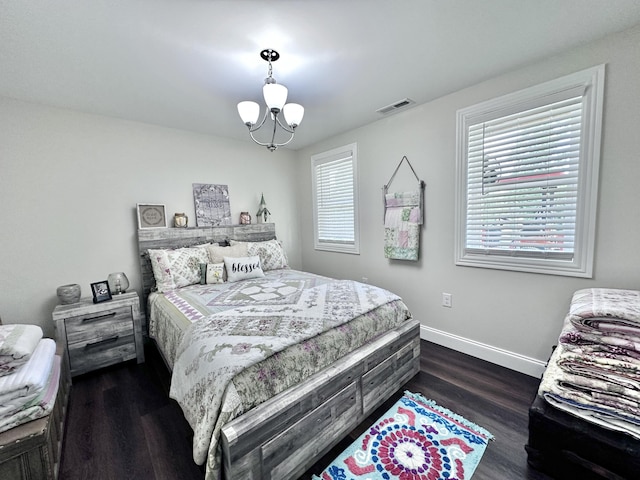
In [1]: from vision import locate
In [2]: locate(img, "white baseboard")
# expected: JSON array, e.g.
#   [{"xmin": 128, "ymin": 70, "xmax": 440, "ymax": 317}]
[{"xmin": 420, "ymin": 324, "xmax": 547, "ymax": 378}]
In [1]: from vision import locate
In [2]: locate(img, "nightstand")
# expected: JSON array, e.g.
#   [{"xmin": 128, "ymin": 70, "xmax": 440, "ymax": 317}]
[{"xmin": 52, "ymin": 291, "xmax": 145, "ymax": 377}]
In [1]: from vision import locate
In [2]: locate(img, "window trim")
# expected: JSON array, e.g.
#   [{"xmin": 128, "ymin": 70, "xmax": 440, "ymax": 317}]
[
  {"xmin": 454, "ymin": 65, "xmax": 605, "ymax": 277},
  {"xmin": 311, "ymin": 143, "xmax": 360, "ymax": 254}
]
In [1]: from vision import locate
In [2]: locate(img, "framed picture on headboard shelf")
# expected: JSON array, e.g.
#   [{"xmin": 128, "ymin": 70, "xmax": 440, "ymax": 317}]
[{"xmin": 137, "ymin": 203, "xmax": 167, "ymax": 229}]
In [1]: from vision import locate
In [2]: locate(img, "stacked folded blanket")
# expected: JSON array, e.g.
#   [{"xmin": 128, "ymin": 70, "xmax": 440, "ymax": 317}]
[
  {"xmin": 0, "ymin": 324, "xmax": 43, "ymax": 376},
  {"xmin": 539, "ymin": 288, "xmax": 640, "ymax": 439},
  {"xmin": 0, "ymin": 335, "xmax": 59, "ymax": 434}
]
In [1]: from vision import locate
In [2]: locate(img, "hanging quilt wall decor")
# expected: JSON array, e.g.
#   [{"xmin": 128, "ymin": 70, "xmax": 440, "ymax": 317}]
[{"xmin": 383, "ymin": 156, "xmax": 425, "ymax": 261}]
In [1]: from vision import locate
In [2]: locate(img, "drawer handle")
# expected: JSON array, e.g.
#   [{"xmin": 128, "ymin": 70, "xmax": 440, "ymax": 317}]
[
  {"xmin": 82, "ymin": 312, "xmax": 117, "ymax": 323},
  {"xmin": 85, "ymin": 335, "xmax": 119, "ymax": 350}
]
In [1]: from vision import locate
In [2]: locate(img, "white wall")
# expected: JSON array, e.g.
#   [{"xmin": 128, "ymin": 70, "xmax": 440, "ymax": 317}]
[
  {"xmin": 0, "ymin": 98, "xmax": 300, "ymax": 337},
  {"xmin": 295, "ymin": 25, "xmax": 640, "ymax": 376},
  {"xmin": 2, "ymin": 25, "xmax": 639, "ymax": 375}
]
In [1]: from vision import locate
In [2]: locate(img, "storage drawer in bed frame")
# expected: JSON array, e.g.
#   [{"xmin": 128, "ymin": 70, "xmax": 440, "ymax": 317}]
[{"xmin": 221, "ymin": 319, "xmax": 421, "ymax": 480}]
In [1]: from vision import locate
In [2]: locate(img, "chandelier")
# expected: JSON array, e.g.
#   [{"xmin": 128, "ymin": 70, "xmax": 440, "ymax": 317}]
[{"xmin": 237, "ymin": 49, "xmax": 304, "ymax": 152}]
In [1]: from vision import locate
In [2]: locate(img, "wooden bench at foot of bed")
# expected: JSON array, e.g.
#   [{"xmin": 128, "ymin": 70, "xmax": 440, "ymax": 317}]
[
  {"xmin": 0, "ymin": 343, "xmax": 71, "ymax": 480},
  {"xmin": 221, "ymin": 318, "xmax": 421, "ymax": 480},
  {"xmin": 527, "ymin": 394, "xmax": 640, "ymax": 479}
]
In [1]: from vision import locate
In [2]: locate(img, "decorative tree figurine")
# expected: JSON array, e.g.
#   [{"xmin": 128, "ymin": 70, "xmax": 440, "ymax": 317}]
[{"xmin": 256, "ymin": 193, "xmax": 271, "ymax": 223}]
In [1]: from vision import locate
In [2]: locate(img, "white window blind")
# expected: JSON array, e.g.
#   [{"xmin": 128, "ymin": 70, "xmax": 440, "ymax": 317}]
[
  {"xmin": 465, "ymin": 95, "xmax": 582, "ymax": 259},
  {"xmin": 455, "ymin": 65, "xmax": 604, "ymax": 277},
  {"xmin": 312, "ymin": 143, "xmax": 359, "ymax": 254}
]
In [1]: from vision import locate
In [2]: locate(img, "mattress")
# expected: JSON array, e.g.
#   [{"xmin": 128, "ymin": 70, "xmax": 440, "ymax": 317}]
[{"xmin": 147, "ymin": 268, "xmax": 413, "ymax": 478}]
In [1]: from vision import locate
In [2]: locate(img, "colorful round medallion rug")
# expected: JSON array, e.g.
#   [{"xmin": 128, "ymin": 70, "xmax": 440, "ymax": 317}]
[{"xmin": 313, "ymin": 391, "xmax": 493, "ymax": 480}]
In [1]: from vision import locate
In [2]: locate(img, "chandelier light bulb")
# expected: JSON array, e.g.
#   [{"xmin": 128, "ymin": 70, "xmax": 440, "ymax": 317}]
[
  {"xmin": 263, "ymin": 83, "xmax": 288, "ymax": 112},
  {"xmin": 283, "ymin": 103, "xmax": 304, "ymax": 127},
  {"xmin": 237, "ymin": 101, "xmax": 260, "ymax": 125}
]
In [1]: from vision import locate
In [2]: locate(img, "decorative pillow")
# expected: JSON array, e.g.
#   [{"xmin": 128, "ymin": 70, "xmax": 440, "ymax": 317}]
[
  {"xmin": 148, "ymin": 247, "xmax": 210, "ymax": 292},
  {"xmin": 223, "ymin": 255, "xmax": 265, "ymax": 282},
  {"xmin": 229, "ymin": 239, "xmax": 288, "ymax": 271},
  {"xmin": 199, "ymin": 263, "xmax": 225, "ymax": 284},
  {"xmin": 206, "ymin": 243, "xmax": 248, "ymax": 264}
]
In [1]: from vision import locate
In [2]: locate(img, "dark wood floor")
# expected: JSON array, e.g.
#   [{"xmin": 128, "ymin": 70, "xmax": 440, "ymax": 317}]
[{"xmin": 59, "ymin": 340, "xmax": 552, "ymax": 480}]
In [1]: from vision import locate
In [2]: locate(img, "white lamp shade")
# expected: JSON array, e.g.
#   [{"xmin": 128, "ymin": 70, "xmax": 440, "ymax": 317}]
[
  {"xmin": 238, "ymin": 101, "xmax": 260, "ymax": 125},
  {"xmin": 263, "ymin": 83, "xmax": 288, "ymax": 111},
  {"xmin": 283, "ymin": 103, "xmax": 304, "ymax": 127}
]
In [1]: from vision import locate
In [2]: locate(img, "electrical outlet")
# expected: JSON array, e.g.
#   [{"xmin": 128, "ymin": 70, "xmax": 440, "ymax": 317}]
[{"xmin": 442, "ymin": 293, "xmax": 452, "ymax": 308}]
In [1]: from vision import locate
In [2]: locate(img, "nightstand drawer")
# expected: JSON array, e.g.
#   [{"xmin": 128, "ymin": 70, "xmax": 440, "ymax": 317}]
[
  {"xmin": 68, "ymin": 333, "xmax": 136, "ymax": 376},
  {"xmin": 64, "ymin": 305, "xmax": 133, "ymax": 346}
]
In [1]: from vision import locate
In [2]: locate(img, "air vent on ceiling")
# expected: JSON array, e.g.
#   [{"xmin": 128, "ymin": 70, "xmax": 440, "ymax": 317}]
[{"xmin": 376, "ymin": 98, "xmax": 416, "ymax": 115}]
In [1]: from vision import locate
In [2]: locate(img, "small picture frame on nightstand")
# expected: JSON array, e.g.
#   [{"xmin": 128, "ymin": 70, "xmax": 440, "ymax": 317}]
[{"xmin": 90, "ymin": 281, "xmax": 112, "ymax": 303}]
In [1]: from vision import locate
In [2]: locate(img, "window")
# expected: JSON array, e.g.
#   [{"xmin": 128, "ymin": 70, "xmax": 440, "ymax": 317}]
[
  {"xmin": 455, "ymin": 65, "xmax": 604, "ymax": 277},
  {"xmin": 311, "ymin": 143, "xmax": 359, "ymax": 254}
]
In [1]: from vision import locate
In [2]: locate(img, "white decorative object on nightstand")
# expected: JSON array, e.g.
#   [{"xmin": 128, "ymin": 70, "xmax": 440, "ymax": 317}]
[{"xmin": 52, "ymin": 291, "xmax": 144, "ymax": 377}]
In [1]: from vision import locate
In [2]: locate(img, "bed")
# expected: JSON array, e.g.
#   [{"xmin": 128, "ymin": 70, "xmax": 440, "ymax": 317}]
[{"xmin": 137, "ymin": 224, "xmax": 420, "ymax": 480}]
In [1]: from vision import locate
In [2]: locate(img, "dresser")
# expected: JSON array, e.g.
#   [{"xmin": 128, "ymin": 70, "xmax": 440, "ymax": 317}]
[{"xmin": 52, "ymin": 292, "xmax": 144, "ymax": 377}]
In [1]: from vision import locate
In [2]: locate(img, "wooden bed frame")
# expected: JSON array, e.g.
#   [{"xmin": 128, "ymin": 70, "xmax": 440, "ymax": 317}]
[{"xmin": 137, "ymin": 224, "xmax": 421, "ymax": 480}]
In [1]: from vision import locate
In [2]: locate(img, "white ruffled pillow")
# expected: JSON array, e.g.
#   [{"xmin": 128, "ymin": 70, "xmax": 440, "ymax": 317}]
[
  {"xmin": 148, "ymin": 247, "xmax": 210, "ymax": 292},
  {"xmin": 223, "ymin": 256, "xmax": 265, "ymax": 282}
]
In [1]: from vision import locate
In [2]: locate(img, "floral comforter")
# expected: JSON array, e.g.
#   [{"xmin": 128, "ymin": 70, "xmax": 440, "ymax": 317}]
[{"xmin": 151, "ymin": 269, "xmax": 412, "ymax": 479}]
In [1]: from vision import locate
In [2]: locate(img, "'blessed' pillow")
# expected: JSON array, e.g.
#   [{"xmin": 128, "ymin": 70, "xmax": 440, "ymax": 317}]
[{"xmin": 223, "ymin": 255, "xmax": 265, "ymax": 282}]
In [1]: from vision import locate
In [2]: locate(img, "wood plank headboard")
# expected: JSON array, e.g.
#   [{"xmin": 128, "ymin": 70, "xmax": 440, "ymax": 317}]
[{"xmin": 137, "ymin": 223, "xmax": 276, "ymax": 326}]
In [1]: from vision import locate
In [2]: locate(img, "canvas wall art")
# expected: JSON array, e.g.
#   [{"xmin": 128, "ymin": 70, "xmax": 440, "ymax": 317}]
[{"xmin": 193, "ymin": 183, "xmax": 232, "ymax": 226}]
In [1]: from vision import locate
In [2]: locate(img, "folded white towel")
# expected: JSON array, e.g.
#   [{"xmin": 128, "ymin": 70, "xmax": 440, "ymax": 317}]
[
  {"xmin": 0, "ymin": 338, "xmax": 56, "ymax": 407},
  {"xmin": 0, "ymin": 324, "xmax": 43, "ymax": 376},
  {"xmin": 0, "ymin": 355, "xmax": 61, "ymax": 434}
]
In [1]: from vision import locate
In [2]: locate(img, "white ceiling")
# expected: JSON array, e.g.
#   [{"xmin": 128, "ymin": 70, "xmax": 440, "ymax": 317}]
[{"xmin": 2, "ymin": 0, "xmax": 640, "ymax": 150}]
